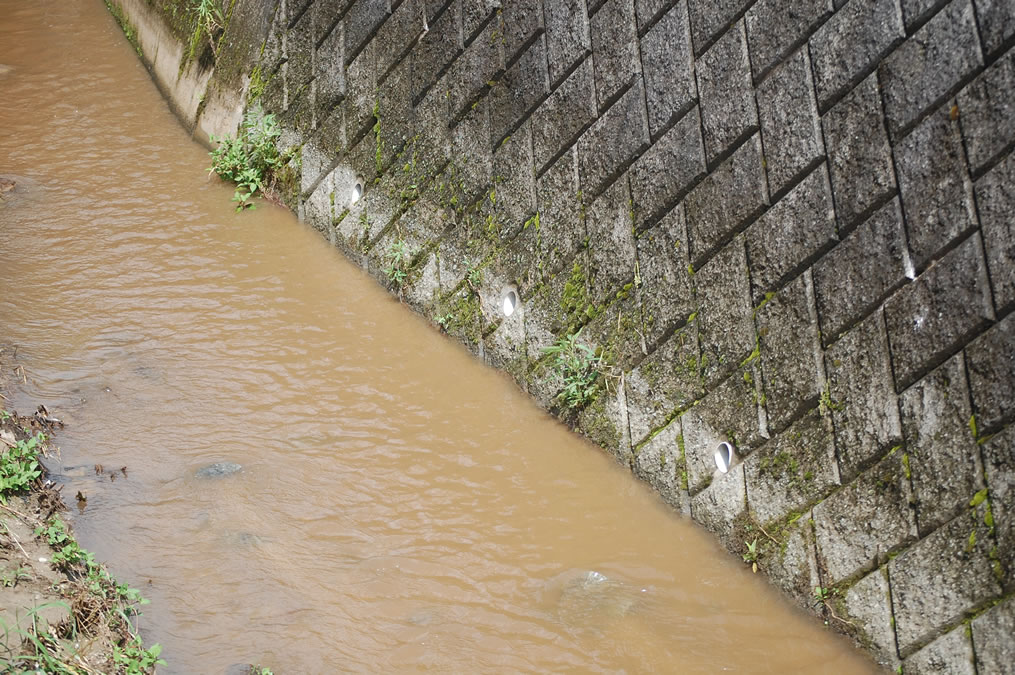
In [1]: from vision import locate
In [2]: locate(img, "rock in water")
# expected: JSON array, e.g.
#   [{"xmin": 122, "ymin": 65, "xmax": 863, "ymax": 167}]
[{"xmin": 195, "ymin": 461, "xmax": 242, "ymax": 478}]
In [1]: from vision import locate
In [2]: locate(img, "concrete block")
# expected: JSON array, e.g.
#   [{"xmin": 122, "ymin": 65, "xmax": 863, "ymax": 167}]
[
  {"xmin": 530, "ymin": 59, "xmax": 596, "ymax": 176},
  {"xmin": 695, "ymin": 20, "xmax": 758, "ymax": 165},
  {"xmin": 686, "ymin": 0, "xmax": 752, "ymax": 55},
  {"xmin": 535, "ymin": 149, "xmax": 584, "ymax": 278},
  {"xmin": 316, "ymin": 17, "xmax": 345, "ymax": 112},
  {"xmin": 974, "ymin": 0, "xmax": 1015, "ymax": 59},
  {"xmin": 822, "ymin": 73, "xmax": 897, "ymax": 232},
  {"xmin": 584, "ymin": 290, "xmax": 647, "ymax": 371},
  {"xmin": 895, "ymin": 103, "xmax": 977, "ymax": 271},
  {"xmin": 761, "ymin": 512, "xmax": 822, "ymax": 611},
  {"xmin": 981, "ymin": 425, "xmax": 1015, "ymax": 589},
  {"xmin": 448, "ymin": 19, "xmax": 504, "ymax": 121},
  {"xmin": 695, "ymin": 237, "xmax": 755, "ymax": 387},
  {"xmin": 633, "ymin": 419, "xmax": 692, "ymax": 513},
  {"xmin": 882, "ymin": 0, "xmax": 983, "ymax": 138},
  {"xmin": 377, "ymin": 56, "xmax": 414, "ymax": 170},
  {"xmin": 590, "ymin": 0, "xmax": 639, "ymax": 109},
  {"xmin": 585, "ymin": 177, "xmax": 637, "ymax": 302},
  {"xmin": 902, "ymin": 625, "xmax": 976, "ymax": 674},
  {"xmin": 636, "ymin": 204, "xmax": 696, "ymax": 351},
  {"xmin": 634, "ymin": 0, "xmax": 670, "ymax": 33},
  {"xmin": 314, "ymin": 1, "xmax": 352, "ymax": 45},
  {"xmin": 345, "ymin": 0, "xmax": 390, "ymax": 65},
  {"xmin": 745, "ymin": 409, "xmax": 839, "ymax": 526},
  {"xmin": 491, "ymin": 122, "xmax": 537, "ymax": 234},
  {"xmin": 413, "ymin": 75, "xmax": 451, "ymax": 178},
  {"xmin": 577, "ymin": 81, "xmax": 650, "ymax": 199},
  {"xmin": 834, "ymin": 569, "xmax": 901, "ymax": 670},
  {"xmin": 544, "ymin": 0, "xmax": 591, "ymax": 86},
  {"xmin": 626, "ymin": 321, "xmax": 703, "ymax": 445},
  {"xmin": 756, "ymin": 273, "xmax": 824, "ymax": 433},
  {"xmin": 449, "ymin": 101, "xmax": 494, "ymax": 207},
  {"xmin": 899, "ymin": 0, "xmax": 949, "ymax": 29},
  {"xmin": 461, "ymin": 0, "xmax": 499, "ymax": 44},
  {"xmin": 685, "ymin": 133, "xmax": 768, "ymax": 268},
  {"xmin": 681, "ymin": 363, "xmax": 765, "ymax": 494},
  {"xmin": 578, "ymin": 386, "xmax": 635, "ymax": 467},
  {"xmin": 286, "ymin": 8, "xmax": 314, "ymax": 92},
  {"xmin": 344, "ymin": 40, "xmax": 377, "ymax": 144},
  {"xmin": 813, "ymin": 198, "xmax": 909, "ymax": 345},
  {"xmin": 957, "ymin": 49, "xmax": 1015, "ymax": 173},
  {"xmin": 690, "ymin": 463, "xmax": 747, "ymax": 550},
  {"xmin": 500, "ymin": 0, "xmax": 544, "ymax": 60},
  {"xmin": 813, "ymin": 452, "xmax": 917, "ymax": 584},
  {"xmin": 488, "ymin": 36, "xmax": 550, "ymax": 147},
  {"xmin": 825, "ymin": 311, "xmax": 902, "ymax": 482},
  {"xmin": 889, "ymin": 503, "xmax": 1002, "ymax": 655},
  {"xmin": 746, "ymin": 0, "xmax": 833, "ymax": 81},
  {"xmin": 746, "ymin": 164, "xmax": 836, "ymax": 302},
  {"xmin": 885, "ymin": 233, "xmax": 994, "ymax": 390},
  {"xmin": 410, "ymin": 1, "xmax": 461, "ymax": 103},
  {"xmin": 640, "ymin": 1, "xmax": 696, "ymax": 138},
  {"xmin": 756, "ymin": 47, "xmax": 825, "ymax": 198},
  {"xmin": 375, "ymin": 0, "xmax": 425, "ymax": 79},
  {"xmin": 629, "ymin": 107, "xmax": 706, "ymax": 231},
  {"xmin": 972, "ymin": 595, "xmax": 1015, "ymax": 673},
  {"xmin": 900, "ymin": 355, "xmax": 985, "ymax": 535},
  {"xmin": 809, "ymin": 0, "xmax": 905, "ymax": 110},
  {"xmin": 976, "ymin": 151, "xmax": 1015, "ymax": 313},
  {"xmin": 966, "ymin": 312, "xmax": 1015, "ymax": 434}
]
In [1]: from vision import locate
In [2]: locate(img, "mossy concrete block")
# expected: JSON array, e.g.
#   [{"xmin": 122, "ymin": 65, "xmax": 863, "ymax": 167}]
[
  {"xmin": 746, "ymin": 164, "xmax": 836, "ymax": 303},
  {"xmin": 756, "ymin": 273, "xmax": 823, "ymax": 433},
  {"xmin": 639, "ymin": 1, "xmax": 696, "ymax": 138},
  {"xmin": 585, "ymin": 177, "xmax": 636, "ymax": 303},
  {"xmin": 966, "ymin": 313, "xmax": 1015, "ymax": 435},
  {"xmin": 633, "ymin": 419, "xmax": 691, "ymax": 513},
  {"xmin": 543, "ymin": 0, "xmax": 591, "ymax": 86},
  {"xmin": 880, "ymin": 0, "xmax": 982, "ymax": 139},
  {"xmin": 885, "ymin": 233, "xmax": 994, "ymax": 391},
  {"xmin": 629, "ymin": 106, "xmax": 706, "ymax": 231},
  {"xmin": 626, "ymin": 321, "xmax": 702, "ymax": 445},
  {"xmin": 481, "ymin": 295, "xmax": 528, "ymax": 386},
  {"xmin": 813, "ymin": 452, "xmax": 917, "ymax": 584},
  {"xmin": 577, "ymin": 81, "xmax": 650, "ymax": 200},
  {"xmin": 976, "ymin": 151, "xmax": 1015, "ymax": 313},
  {"xmin": 822, "ymin": 73, "xmax": 897, "ymax": 232},
  {"xmin": 695, "ymin": 20, "xmax": 757, "ymax": 165},
  {"xmin": 530, "ymin": 59, "xmax": 596, "ymax": 175},
  {"xmin": 755, "ymin": 47, "xmax": 825, "ymax": 199},
  {"xmin": 745, "ymin": 409, "xmax": 839, "ymax": 526},
  {"xmin": 686, "ymin": 0, "xmax": 752, "ymax": 55},
  {"xmin": 491, "ymin": 122, "xmax": 537, "ymax": 236},
  {"xmin": 685, "ymin": 132, "xmax": 767, "ymax": 268},
  {"xmin": 377, "ymin": 56, "xmax": 415, "ymax": 171},
  {"xmin": 488, "ymin": 36, "xmax": 550, "ymax": 148},
  {"xmin": 636, "ymin": 204, "xmax": 695, "ymax": 351},
  {"xmin": 449, "ymin": 101, "xmax": 494, "ymax": 207},
  {"xmin": 956, "ymin": 49, "xmax": 1015, "ymax": 173},
  {"xmin": 690, "ymin": 462, "xmax": 747, "ymax": 549},
  {"xmin": 413, "ymin": 74, "xmax": 451, "ymax": 178},
  {"xmin": 902, "ymin": 624, "xmax": 976, "ymax": 674},
  {"xmin": 813, "ymin": 198, "xmax": 908, "ymax": 345},
  {"xmin": 980, "ymin": 425, "xmax": 1015, "ymax": 589},
  {"xmin": 374, "ymin": 0, "xmax": 425, "ymax": 79},
  {"xmin": 900, "ymin": 354, "xmax": 985, "ymax": 535},
  {"xmin": 974, "ymin": 0, "xmax": 1015, "ymax": 58},
  {"xmin": 314, "ymin": 1, "xmax": 351, "ymax": 45},
  {"xmin": 745, "ymin": 0, "xmax": 832, "ymax": 82},
  {"xmin": 971, "ymin": 595, "xmax": 1015, "ymax": 673},
  {"xmin": 761, "ymin": 511, "xmax": 822, "ymax": 611},
  {"xmin": 585, "ymin": 290, "xmax": 646, "ymax": 371},
  {"xmin": 448, "ymin": 19, "xmax": 504, "ymax": 122},
  {"xmin": 344, "ymin": 40, "xmax": 377, "ymax": 143},
  {"xmin": 409, "ymin": 1, "xmax": 461, "ymax": 103},
  {"xmin": 694, "ymin": 237, "xmax": 754, "ymax": 387},
  {"xmin": 824, "ymin": 311, "xmax": 902, "ymax": 482},
  {"xmin": 286, "ymin": 8, "xmax": 315, "ymax": 92},
  {"xmin": 590, "ymin": 0, "xmax": 639, "ymax": 110},
  {"xmin": 889, "ymin": 503, "xmax": 1002, "ymax": 656},
  {"xmin": 579, "ymin": 387, "xmax": 634, "ymax": 468},
  {"xmin": 403, "ymin": 252, "xmax": 441, "ymax": 316},
  {"xmin": 535, "ymin": 149, "xmax": 584, "ymax": 279},
  {"xmin": 681, "ymin": 363, "xmax": 764, "ymax": 494},
  {"xmin": 835, "ymin": 568, "xmax": 901, "ymax": 670},
  {"xmin": 808, "ymin": 0, "xmax": 904, "ymax": 110},
  {"xmin": 894, "ymin": 103, "xmax": 977, "ymax": 271},
  {"xmin": 304, "ymin": 168, "xmax": 334, "ymax": 238}
]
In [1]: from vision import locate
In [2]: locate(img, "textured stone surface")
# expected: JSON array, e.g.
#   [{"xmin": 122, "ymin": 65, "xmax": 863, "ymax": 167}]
[
  {"xmin": 880, "ymin": 0, "xmax": 983, "ymax": 138},
  {"xmin": 976, "ymin": 151, "xmax": 1015, "ymax": 312},
  {"xmin": 836, "ymin": 569, "xmax": 901, "ymax": 670},
  {"xmin": 577, "ymin": 81, "xmax": 650, "ymax": 199},
  {"xmin": 957, "ymin": 49, "xmax": 1015, "ymax": 173},
  {"xmin": 809, "ymin": 0, "xmax": 905, "ymax": 110},
  {"xmin": 822, "ymin": 73, "xmax": 897, "ymax": 232},
  {"xmin": 530, "ymin": 59, "xmax": 597, "ymax": 176},
  {"xmin": 585, "ymin": 177, "xmax": 636, "ymax": 302},
  {"xmin": 744, "ymin": 409, "xmax": 839, "ymax": 525},
  {"xmin": 981, "ymin": 425, "xmax": 1014, "ymax": 588},
  {"xmin": 746, "ymin": 164, "xmax": 836, "ymax": 301},
  {"xmin": 685, "ymin": 133, "xmax": 767, "ymax": 267},
  {"xmin": 626, "ymin": 321, "xmax": 702, "ymax": 444},
  {"xmin": 633, "ymin": 419, "xmax": 691, "ymax": 512},
  {"xmin": 885, "ymin": 233, "xmax": 994, "ymax": 390},
  {"xmin": 746, "ymin": 0, "xmax": 833, "ymax": 81},
  {"xmin": 345, "ymin": 0, "xmax": 389, "ymax": 65},
  {"xmin": 640, "ymin": 2, "xmax": 696, "ymax": 138},
  {"xmin": 965, "ymin": 312, "xmax": 1015, "ymax": 434},
  {"xmin": 535, "ymin": 150, "xmax": 584, "ymax": 277},
  {"xmin": 695, "ymin": 20, "xmax": 757, "ymax": 165},
  {"xmin": 761, "ymin": 513, "xmax": 821, "ymax": 610},
  {"xmin": 410, "ymin": 1, "xmax": 461, "ymax": 102},
  {"xmin": 756, "ymin": 47, "xmax": 825, "ymax": 198},
  {"xmin": 590, "ymin": 0, "xmax": 639, "ymax": 109},
  {"xmin": 491, "ymin": 122, "xmax": 537, "ymax": 233},
  {"xmin": 825, "ymin": 311, "xmax": 902, "ymax": 482},
  {"xmin": 974, "ymin": 0, "xmax": 1015, "ymax": 58},
  {"xmin": 686, "ymin": 0, "xmax": 751, "ymax": 55},
  {"xmin": 448, "ymin": 19, "xmax": 503, "ymax": 121},
  {"xmin": 694, "ymin": 238, "xmax": 755, "ymax": 386},
  {"xmin": 630, "ymin": 107, "xmax": 706, "ymax": 231},
  {"xmin": 544, "ymin": 0, "xmax": 591, "ymax": 85},
  {"xmin": 813, "ymin": 452, "xmax": 917, "ymax": 584},
  {"xmin": 756, "ymin": 273, "xmax": 824, "ymax": 432},
  {"xmin": 501, "ymin": 0, "xmax": 543, "ymax": 60},
  {"xmin": 902, "ymin": 625, "xmax": 976, "ymax": 674},
  {"xmin": 900, "ymin": 355, "xmax": 984, "ymax": 535},
  {"xmin": 636, "ymin": 205, "xmax": 696, "ymax": 350},
  {"xmin": 488, "ymin": 37, "xmax": 550, "ymax": 147},
  {"xmin": 890, "ymin": 503, "xmax": 1001, "ymax": 655},
  {"xmin": 895, "ymin": 103, "xmax": 977, "ymax": 271},
  {"xmin": 972, "ymin": 595, "xmax": 1015, "ymax": 673},
  {"xmin": 689, "ymin": 463, "xmax": 746, "ymax": 549}
]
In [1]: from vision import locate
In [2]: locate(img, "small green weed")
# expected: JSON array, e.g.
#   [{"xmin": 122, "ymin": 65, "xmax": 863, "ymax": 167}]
[
  {"xmin": 542, "ymin": 329, "xmax": 603, "ymax": 411},
  {"xmin": 209, "ymin": 103, "xmax": 286, "ymax": 211},
  {"xmin": 384, "ymin": 238, "xmax": 410, "ymax": 287},
  {"xmin": 189, "ymin": 0, "xmax": 225, "ymax": 60},
  {"xmin": 0, "ymin": 432, "xmax": 44, "ymax": 503},
  {"xmin": 742, "ymin": 537, "xmax": 759, "ymax": 573},
  {"xmin": 113, "ymin": 636, "xmax": 166, "ymax": 673}
]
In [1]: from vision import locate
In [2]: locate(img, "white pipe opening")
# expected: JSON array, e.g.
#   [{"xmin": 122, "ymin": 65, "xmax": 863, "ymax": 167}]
[
  {"xmin": 500, "ymin": 286, "xmax": 519, "ymax": 317},
  {"xmin": 714, "ymin": 441, "xmax": 735, "ymax": 474}
]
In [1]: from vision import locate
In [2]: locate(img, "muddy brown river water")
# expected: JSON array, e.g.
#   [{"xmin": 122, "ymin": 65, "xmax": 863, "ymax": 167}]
[{"xmin": 0, "ymin": 2, "xmax": 877, "ymax": 672}]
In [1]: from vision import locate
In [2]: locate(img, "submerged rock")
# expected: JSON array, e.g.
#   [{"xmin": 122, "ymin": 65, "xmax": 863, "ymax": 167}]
[{"xmin": 195, "ymin": 461, "xmax": 242, "ymax": 479}]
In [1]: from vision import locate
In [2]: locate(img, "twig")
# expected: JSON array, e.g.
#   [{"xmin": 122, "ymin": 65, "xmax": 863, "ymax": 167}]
[
  {"xmin": 1, "ymin": 522, "xmax": 31, "ymax": 561},
  {"xmin": 756, "ymin": 522, "xmax": 781, "ymax": 546},
  {"xmin": 0, "ymin": 502, "xmax": 30, "ymax": 522}
]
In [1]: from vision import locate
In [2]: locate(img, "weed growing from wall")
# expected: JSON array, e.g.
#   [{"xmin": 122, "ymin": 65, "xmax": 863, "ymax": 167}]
[
  {"xmin": 208, "ymin": 104, "xmax": 287, "ymax": 211},
  {"xmin": 543, "ymin": 330, "xmax": 603, "ymax": 410}
]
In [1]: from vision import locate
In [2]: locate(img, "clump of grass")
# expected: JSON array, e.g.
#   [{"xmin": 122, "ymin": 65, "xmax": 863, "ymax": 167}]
[
  {"xmin": 189, "ymin": 0, "xmax": 225, "ymax": 60},
  {"xmin": 0, "ymin": 432, "xmax": 43, "ymax": 504},
  {"xmin": 543, "ymin": 329, "xmax": 603, "ymax": 410},
  {"xmin": 384, "ymin": 238, "xmax": 410, "ymax": 288},
  {"xmin": 208, "ymin": 103, "xmax": 287, "ymax": 211}
]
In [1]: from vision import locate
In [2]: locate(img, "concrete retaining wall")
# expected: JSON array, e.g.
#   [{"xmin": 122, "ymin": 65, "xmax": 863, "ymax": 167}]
[{"xmin": 107, "ymin": 0, "xmax": 1015, "ymax": 669}]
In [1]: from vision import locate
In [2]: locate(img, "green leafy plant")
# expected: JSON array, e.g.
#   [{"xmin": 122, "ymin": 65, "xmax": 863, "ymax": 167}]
[
  {"xmin": 189, "ymin": 0, "xmax": 225, "ymax": 59},
  {"xmin": 742, "ymin": 537, "xmax": 759, "ymax": 573},
  {"xmin": 113, "ymin": 636, "xmax": 166, "ymax": 673},
  {"xmin": 384, "ymin": 238, "xmax": 410, "ymax": 287},
  {"xmin": 208, "ymin": 103, "xmax": 285, "ymax": 211},
  {"xmin": 0, "ymin": 432, "xmax": 44, "ymax": 503},
  {"xmin": 542, "ymin": 329, "xmax": 603, "ymax": 410}
]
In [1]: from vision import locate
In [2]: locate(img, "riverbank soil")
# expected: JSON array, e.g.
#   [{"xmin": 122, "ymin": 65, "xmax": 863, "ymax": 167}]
[{"xmin": 0, "ymin": 347, "xmax": 162, "ymax": 673}]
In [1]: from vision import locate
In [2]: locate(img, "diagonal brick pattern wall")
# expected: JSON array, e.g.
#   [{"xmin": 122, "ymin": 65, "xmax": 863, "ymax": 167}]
[{"xmin": 123, "ymin": 0, "xmax": 1014, "ymax": 670}]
